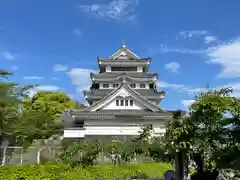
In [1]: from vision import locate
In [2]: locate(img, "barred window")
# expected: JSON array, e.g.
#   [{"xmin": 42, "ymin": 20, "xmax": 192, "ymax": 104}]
[
  {"xmin": 125, "ymin": 100, "xmax": 128, "ymax": 106},
  {"xmin": 140, "ymin": 84, "xmax": 146, "ymax": 88},
  {"xmin": 103, "ymin": 84, "xmax": 109, "ymax": 88},
  {"xmin": 130, "ymin": 84, "xmax": 136, "ymax": 88},
  {"xmin": 120, "ymin": 99, "xmax": 124, "ymax": 106},
  {"xmin": 116, "ymin": 100, "xmax": 119, "ymax": 106},
  {"xmin": 130, "ymin": 100, "xmax": 133, "ymax": 106},
  {"xmin": 113, "ymin": 84, "xmax": 119, "ymax": 88}
]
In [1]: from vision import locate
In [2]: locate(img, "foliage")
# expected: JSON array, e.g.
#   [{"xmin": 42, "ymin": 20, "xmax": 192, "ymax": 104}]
[
  {"xmin": 164, "ymin": 87, "xmax": 240, "ymax": 174},
  {"xmin": 58, "ymin": 140, "xmax": 102, "ymax": 167},
  {"xmin": 0, "ymin": 163, "xmax": 173, "ymax": 180},
  {"xmin": 13, "ymin": 109, "xmax": 63, "ymax": 147},
  {"xmin": 23, "ymin": 91, "xmax": 83, "ymax": 121},
  {"xmin": 0, "ymin": 71, "xmax": 19, "ymax": 137}
]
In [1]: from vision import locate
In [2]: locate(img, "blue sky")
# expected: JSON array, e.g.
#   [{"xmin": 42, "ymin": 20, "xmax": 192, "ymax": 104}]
[{"xmin": 1, "ymin": 0, "xmax": 240, "ymax": 110}]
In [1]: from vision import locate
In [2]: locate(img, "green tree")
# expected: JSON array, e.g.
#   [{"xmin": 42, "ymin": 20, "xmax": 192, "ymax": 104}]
[
  {"xmin": 13, "ymin": 91, "xmax": 83, "ymax": 147},
  {"xmin": 0, "ymin": 70, "xmax": 19, "ymax": 138},
  {"xmin": 165, "ymin": 87, "xmax": 240, "ymax": 177},
  {"xmin": 23, "ymin": 91, "xmax": 83, "ymax": 121}
]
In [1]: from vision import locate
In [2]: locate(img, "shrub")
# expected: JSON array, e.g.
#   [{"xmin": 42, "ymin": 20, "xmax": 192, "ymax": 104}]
[{"xmin": 0, "ymin": 162, "xmax": 173, "ymax": 180}]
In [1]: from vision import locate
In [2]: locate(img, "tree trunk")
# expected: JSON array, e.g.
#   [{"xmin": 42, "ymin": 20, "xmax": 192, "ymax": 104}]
[{"xmin": 175, "ymin": 151, "xmax": 185, "ymax": 180}]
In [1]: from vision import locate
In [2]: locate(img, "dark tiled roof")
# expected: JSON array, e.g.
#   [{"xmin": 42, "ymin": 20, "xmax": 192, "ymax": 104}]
[
  {"xmin": 97, "ymin": 57, "xmax": 151, "ymax": 62},
  {"xmin": 83, "ymin": 89, "xmax": 165, "ymax": 99},
  {"xmin": 72, "ymin": 109, "xmax": 171, "ymax": 116},
  {"xmin": 91, "ymin": 72, "xmax": 157, "ymax": 79},
  {"xmin": 62, "ymin": 109, "xmax": 172, "ymax": 123}
]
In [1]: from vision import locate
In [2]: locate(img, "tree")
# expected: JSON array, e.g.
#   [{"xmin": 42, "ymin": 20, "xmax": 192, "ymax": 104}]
[
  {"xmin": 165, "ymin": 87, "xmax": 240, "ymax": 179},
  {"xmin": 12, "ymin": 91, "xmax": 83, "ymax": 147},
  {"xmin": 0, "ymin": 70, "xmax": 19, "ymax": 138},
  {"xmin": 23, "ymin": 92, "xmax": 83, "ymax": 121},
  {"xmin": 13, "ymin": 109, "xmax": 63, "ymax": 148}
]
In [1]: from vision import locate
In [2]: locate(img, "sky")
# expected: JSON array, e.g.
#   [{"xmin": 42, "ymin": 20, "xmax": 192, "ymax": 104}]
[{"xmin": 1, "ymin": 0, "xmax": 240, "ymax": 110}]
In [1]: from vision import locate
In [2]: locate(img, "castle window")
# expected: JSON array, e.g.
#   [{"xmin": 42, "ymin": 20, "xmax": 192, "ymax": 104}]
[
  {"xmin": 125, "ymin": 100, "xmax": 128, "ymax": 106},
  {"xmin": 116, "ymin": 100, "xmax": 119, "ymax": 106},
  {"xmin": 130, "ymin": 100, "xmax": 133, "ymax": 106},
  {"xmin": 113, "ymin": 84, "xmax": 119, "ymax": 88},
  {"xmin": 130, "ymin": 84, "xmax": 136, "ymax": 88},
  {"xmin": 120, "ymin": 100, "xmax": 124, "ymax": 106},
  {"xmin": 74, "ymin": 121, "xmax": 84, "ymax": 128},
  {"xmin": 103, "ymin": 84, "xmax": 109, "ymax": 88},
  {"xmin": 140, "ymin": 84, "xmax": 146, "ymax": 88}
]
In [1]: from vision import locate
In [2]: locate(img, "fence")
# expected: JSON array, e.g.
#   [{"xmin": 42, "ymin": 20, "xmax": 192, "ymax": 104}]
[
  {"xmin": 0, "ymin": 146, "xmax": 63, "ymax": 166},
  {"xmin": 0, "ymin": 145, "xmax": 154, "ymax": 166}
]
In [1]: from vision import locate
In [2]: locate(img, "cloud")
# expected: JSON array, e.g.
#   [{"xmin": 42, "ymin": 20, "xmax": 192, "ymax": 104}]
[
  {"xmin": 157, "ymin": 80, "xmax": 210, "ymax": 97},
  {"xmin": 11, "ymin": 66, "xmax": 19, "ymax": 71},
  {"xmin": 73, "ymin": 28, "xmax": 82, "ymax": 37},
  {"xmin": 27, "ymin": 85, "xmax": 62, "ymax": 98},
  {"xmin": 53, "ymin": 64, "xmax": 68, "ymax": 72},
  {"xmin": 164, "ymin": 62, "xmax": 180, "ymax": 73},
  {"xmin": 67, "ymin": 68, "xmax": 96, "ymax": 93},
  {"xmin": 157, "ymin": 81, "xmax": 185, "ymax": 90},
  {"xmin": 204, "ymin": 36, "xmax": 218, "ymax": 44},
  {"xmin": 158, "ymin": 44, "xmax": 205, "ymax": 54},
  {"xmin": 207, "ymin": 39, "xmax": 240, "ymax": 78},
  {"xmin": 182, "ymin": 100, "xmax": 195, "ymax": 107},
  {"xmin": 2, "ymin": 52, "xmax": 15, "ymax": 60},
  {"xmin": 79, "ymin": 0, "xmax": 139, "ymax": 23},
  {"xmin": 180, "ymin": 30, "xmax": 208, "ymax": 39},
  {"xmin": 24, "ymin": 76, "xmax": 44, "ymax": 80}
]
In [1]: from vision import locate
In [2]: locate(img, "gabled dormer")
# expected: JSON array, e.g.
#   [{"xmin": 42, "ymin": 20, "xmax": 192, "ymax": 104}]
[
  {"xmin": 108, "ymin": 44, "xmax": 140, "ymax": 60},
  {"xmin": 97, "ymin": 44, "xmax": 151, "ymax": 73}
]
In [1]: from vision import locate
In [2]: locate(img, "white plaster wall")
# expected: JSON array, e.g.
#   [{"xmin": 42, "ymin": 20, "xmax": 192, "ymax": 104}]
[
  {"xmin": 64, "ymin": 120, "xmax": 165, "ymax": 138},
  {"xmin": 64, "ymin": 129, "xmax": 85, "ymax": 138},
  {"xmin": 137, "ymin": 66, "xmax": 143, "ymax": 72},
  {"xmin": 106, "ymin": 66, "xmax": 111, "ymax": 72}
]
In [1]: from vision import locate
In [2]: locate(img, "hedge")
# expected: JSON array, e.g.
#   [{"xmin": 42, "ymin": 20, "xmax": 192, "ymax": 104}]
[{"xmin": 0, "ymin": 163, "xmax": 173, "ymax": 180}]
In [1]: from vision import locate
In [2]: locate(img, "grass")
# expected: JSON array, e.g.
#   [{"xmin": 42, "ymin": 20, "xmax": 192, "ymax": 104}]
[{"xmin": 0, "ymin": 162, "xmax": 173, "ymax": 180}]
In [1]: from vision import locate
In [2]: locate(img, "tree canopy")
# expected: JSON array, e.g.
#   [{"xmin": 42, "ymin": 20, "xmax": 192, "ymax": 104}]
[
  {"xmin": 165, "ymin": 87, "xmax": 240, "ymax": 175},
  {"xmin": 23, "ymin": 91, "xmax": 83, "ymax": 121}
]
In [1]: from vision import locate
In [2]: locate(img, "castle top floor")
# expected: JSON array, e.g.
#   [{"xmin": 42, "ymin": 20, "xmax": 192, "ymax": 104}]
[{"xmin": 96, "ymin": 44, "xmax": 152, "ymax": 73}]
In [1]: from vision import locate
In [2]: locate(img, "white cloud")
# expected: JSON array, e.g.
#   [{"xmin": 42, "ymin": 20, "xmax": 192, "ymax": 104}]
[
  {"xmin": 158, "ymin": 44, "xmax": 205, "ymax": 54},
  {"xmin": 164, "ymin": 62, "xmax": 180, "ymax": 73},
  {"xmin": 73, "ymin": 28, "xmax": 82, "ymax": 37},
  {"xmin": 182, "ymin": 100, "xmax": 195, "ymax": 107},
  {"xmin": 180, "ymin": 30, "xmax": 208, "ymax": 39},
  {"xmin": 24, "ymin": 76, "xmax": 44, "ymax": 80},
  {"xmin": 2, "ymin": 52, "xmax": 15, "ymax": 60},
  {"xmin": 36, "ymin": 85, "xmax": 61, "ymax": 91},
  {"xmin": 157, "ymin": 81, "xmax": 185, "ymax": 90},
  {"xmin": 207, "ymin": 39, "xmax": 240, "ymax": 78},
  {"xmin": 79, "ymin": 0, "xmax": 138, "ymax": 23},
  {"xmin": 53, "ymin": 64, "xmax": 68, "ymax": 72},
  {"xmin": 67, "ymin": 68, "xmax": 96, "ymax": 92},
  {"xmin": 11, "ymin": 66, "xmax": 19, "ymax": 71},
  {"xmin": 204, "ymin": 36, "xmax": 218, "ymax": 44},
  {"xmin": 27, "ymin": 85, "xmax": 62, "ymax": 98}
]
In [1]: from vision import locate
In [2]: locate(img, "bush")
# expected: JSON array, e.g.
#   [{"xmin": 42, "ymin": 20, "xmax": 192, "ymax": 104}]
[{"xmin": 0, "ymin": 163, "xmax": 173, "ymax": 180}]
